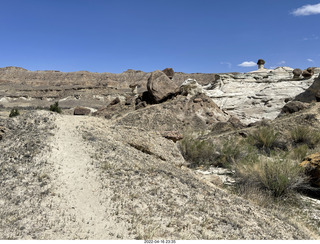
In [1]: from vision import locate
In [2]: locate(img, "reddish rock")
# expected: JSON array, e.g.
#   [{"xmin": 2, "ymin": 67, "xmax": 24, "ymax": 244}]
[{"xmin": 300, "ymin": 153, "xmax": 320, "ymax": 187}]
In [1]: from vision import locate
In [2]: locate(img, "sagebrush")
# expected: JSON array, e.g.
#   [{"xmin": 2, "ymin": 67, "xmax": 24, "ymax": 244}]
[
  {"xmin": 9, "ymin": 108, "xmax": 20, "ymax": 118},
  {"xmin": 49, "ymin": 102, "xmax": 62, "ymax": 113}
]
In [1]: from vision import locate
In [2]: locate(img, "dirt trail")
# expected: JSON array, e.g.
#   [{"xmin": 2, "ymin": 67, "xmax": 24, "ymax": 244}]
[{"xmin": 46, "ymin": 115, "xmax": 128, "ymax": 239}]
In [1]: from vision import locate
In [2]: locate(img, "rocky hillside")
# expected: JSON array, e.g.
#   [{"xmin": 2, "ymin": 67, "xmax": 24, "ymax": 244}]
[
  {"xmin": 0, "ymin": 110, "xmax": 318, "ymax": 240},
  {"xmin": 0, "ymin": 66, "xmax": 320, "ymax": 240}
]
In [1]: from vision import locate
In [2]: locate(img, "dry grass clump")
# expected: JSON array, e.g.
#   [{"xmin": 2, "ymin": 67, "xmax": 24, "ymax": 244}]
[
  {"xmin": 247, "ymin": 126, "xmax": 282, "ymax": 154},
  {"xmin": 179, "ymin": 135, "xmax": 216, "ymax": 168},
  {"xmin": 290, "ymin": 126, "xmax": 320, "ymax": 149},
  {"xmin": 178, "ymin": 134, "xmax": 242, "ymax": 168},
  {"xmin": 291, "ymin": 144, "xmax": 309, "ymax": 161},
  {"xmin": 179, "ymin": 124, "xmax": 319, "ymax": 201},
  {"xmin": 235, "ymin": 156, "xmax": 308, "ymax": 198}
]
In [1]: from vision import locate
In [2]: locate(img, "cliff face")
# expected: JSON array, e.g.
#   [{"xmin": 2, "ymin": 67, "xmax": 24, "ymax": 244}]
[
  {"xmin": 205, "ymin": 68, "xmax": 320, "ymax": 124},
  {"xmin": 0, "ymin": 66, "xmax": 216, "ymax": 87},
  {"xmin": 0, "ymin": 67, "xmax": 216, "ymax": 113}
]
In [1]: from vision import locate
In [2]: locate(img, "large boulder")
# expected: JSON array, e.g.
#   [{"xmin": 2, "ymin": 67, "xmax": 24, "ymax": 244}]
[
  {"xmin": 300, "ymin": 153, "xmax": 320, "ymax": 187},
  {"xmin": 147, "ymin": 70, "xmax": 179, "ymax": 103},
  {"xmin": 280, "ymin": 101, "xmax": 308, "ymax": 114},
  {"xmin": 162, "ymin": 68, "xmax": 174, "ymax": 79},
  {"xmin": 302, "ymin": 67, "xmax": 314, "ymax": 78},
  {"xmin": 293, "ymin": 68, "xmax": 302, "ymax": 78},
  {"xmin": 294, "ymin": 75, "xmax": 320, "ymax": 102}
]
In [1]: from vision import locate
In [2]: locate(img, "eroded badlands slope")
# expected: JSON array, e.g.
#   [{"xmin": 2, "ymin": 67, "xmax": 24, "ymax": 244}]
[{"xmin": 0, "ymin": 111, "xmax": 317, "ymax": 239}]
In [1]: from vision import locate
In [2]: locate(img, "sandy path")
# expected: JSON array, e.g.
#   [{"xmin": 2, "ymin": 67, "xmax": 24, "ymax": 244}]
[{"xmin": 46, "ymin": 115, "xmax": 126, "ymax": 239}]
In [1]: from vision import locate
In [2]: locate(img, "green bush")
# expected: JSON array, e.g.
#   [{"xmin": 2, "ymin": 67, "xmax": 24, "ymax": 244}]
[
  {"xmin": 247, "ymin": 126, "xmax": 280, "ymax": 154},
  {"xmin": 290, "ymin": 126, "xmax": 320, "ymax": 149},
  {"xmin": 9, "ymin": 108, "xmax": 20, "ymax": 117},
  {"xmin": 235, "ymin": 156, "xmax": 307, "ymax": 198},
  {"xmin": 49, "ymin": 102, "xmax": 62, "ymax": 113}
]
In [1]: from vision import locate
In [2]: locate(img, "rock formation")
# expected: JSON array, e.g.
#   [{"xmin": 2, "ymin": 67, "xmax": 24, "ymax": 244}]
[
  {"xmin": 147, "ymin": 70, "xmax": 179, "ymax": 103},
  {"xmin": 204, "ymin": 68, "xmax": 315, "ymax": 124},
  {"xmin": 179, "ymin": 79, "xmax": 204, "ymax": 96},
  {"xmin": 257, "ymin": 59, "xmax": 265, "ymax": 70},
  {"xmin": 0, "ymin": 65, "xmax": 320, "ymax": 126},
  {"xmin": 115, "ymin": 92, "xmax": 230, "ymax": 132}
]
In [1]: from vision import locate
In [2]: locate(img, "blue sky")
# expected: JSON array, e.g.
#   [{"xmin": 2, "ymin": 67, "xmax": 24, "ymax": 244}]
[{"xmin": 0, "ymin": 0, "xmax": 319, "ymax": 73}]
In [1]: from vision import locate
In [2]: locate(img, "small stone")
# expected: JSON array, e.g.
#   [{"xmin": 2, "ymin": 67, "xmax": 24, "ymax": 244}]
[
  {"xmin": 109, "ymin": 97, "xmax": 121, "ymax": 105},
  {"xmin": 160, "ymin": 131, "xmax": 183, "ymax": 142},
  {"xmin": 193, "ymin": 98, "xmax": 203, "ymax": 103},
  {"xmin": 74, "ymin": 107, "xmax": 91, "ymax": 116}
]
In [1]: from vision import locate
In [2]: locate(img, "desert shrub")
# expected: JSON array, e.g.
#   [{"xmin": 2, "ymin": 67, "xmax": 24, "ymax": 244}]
[
  {"xmin": 235, "ymin": 156, "xmax": 308, "ymax": 198},
  {"xmin": 290, "ymin": 126, "xmax": 320, "ymax": 149},
  {"xmin": 179, "ymin": 135, "xmax": 216, "ymax": 168},
  {"xmin": 247, "ymin": 126, "xmax": 280, "ymax": 154},
  {"xmin": 9, "ymin": 108, "xmax": 20, "ymax": 117},
  {"xmin": 179, "ymin": 134, "xmax": 246, "ymax": 168},
  {"xmin": 49, "ymin": 102, "xmax": 62, "ymax": 113},
  {"xmin": 216, "ymin": 140, "xmax": 242, "ymax": 167}
]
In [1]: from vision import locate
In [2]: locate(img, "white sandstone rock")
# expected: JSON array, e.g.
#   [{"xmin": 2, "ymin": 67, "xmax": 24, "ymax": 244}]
[
  {"xmin": 203, "ymin": 68, "xmax": 315, "ymax": 124},
  {"xmin": 180, "ymin": 78, "xmax": 204, "ymax": 96}
]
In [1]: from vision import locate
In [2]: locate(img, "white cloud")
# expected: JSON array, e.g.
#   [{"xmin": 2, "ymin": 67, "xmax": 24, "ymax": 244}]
[
  {"xmin": 220, "ymin": 62, "xmax": 232, "ymax": 69},
  {"xmin": 278, "ymin": 60, "xmax": 286, "ymax": 65},
  {"xmin": 307, "ymin": 58, "xmax": 314, "ymax": 62},
  {"xmin": 303, "ymin": 35, "xmax": 319, "ymax": 41},
  {"xmin": 292, "ymin": 3, "xmax": 320, "ymax": 16},
  {"xmin": 238, "ymin": 61, "xmax": 256, "ymax": 67}
]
